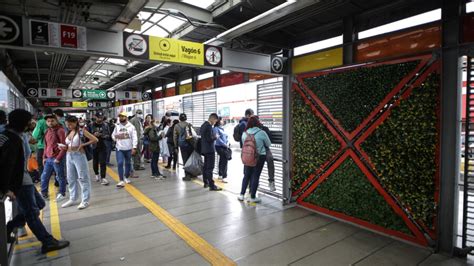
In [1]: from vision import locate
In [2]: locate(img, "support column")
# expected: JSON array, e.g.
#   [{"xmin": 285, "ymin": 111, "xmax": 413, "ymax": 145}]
[
  {"xmin": 192, "ymin": 69, "xmax": 197, "ymax": 93},
  {"xmin": 438, "ymin": 0, "xmax": 463, "ymax": 254},
  {"xmin": 213, "ymin": 70, "xmax": 220, "ymax": 89},
  {"xmin": 283, "ymin": 49, "xmax": 293, "ymax": 204},
  {"xmin": 343, "ymin": 16, "xmax": 356, "ymax": 65}
]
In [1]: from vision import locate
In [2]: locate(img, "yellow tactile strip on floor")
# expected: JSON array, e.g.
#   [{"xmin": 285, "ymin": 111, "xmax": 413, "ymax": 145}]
[{"xmin": 106, "ymin": 167, "xmax": 236, "ymax": 266}]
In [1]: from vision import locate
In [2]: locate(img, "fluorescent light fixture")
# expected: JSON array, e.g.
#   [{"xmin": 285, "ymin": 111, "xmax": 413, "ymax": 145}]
[
  {"xmin": 359, "ymin": 9, "xmax": 441, "ymax": 39},
  {"xmin": 468, "ymin": 1, "xmax": 474, "ymax": 13},
  {"xmin": 294, "ymin": 35, "xmax": 342, "ymax": 56}
]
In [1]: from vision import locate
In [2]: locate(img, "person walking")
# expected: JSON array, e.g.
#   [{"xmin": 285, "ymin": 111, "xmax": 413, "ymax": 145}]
[
  {"xmin": 214, "ymin": 117, "xmax": 230, "ymax": 183},
  {"xmin": 60, "ymin": 116, "xmax": 98, "ymax": 210},
  {"xmin": 129, "ymin": 109, "xmax": 145, "ymax": 171},
  {"xmin": 112, "ymin": 112, "xmax": 138, "ymax": 188},
  {"xmin": 173, "ymin": 113, "xmax": 194, "ymax": 181},
  {"xmin": 238, "ymin": 116, "xmax": 271, "ymax": 203},
  {"xmin": 40, "ymin": 114, "xmax": 67, "ymax": 201},
  {"xmin": 200, "ymin": 113, "xmax": 222, "ymax": 191},
  {"xmin": 89, "ymin": 112, "xmax": 111, "ymax": 185},
  {"xmin": 165, "ymin": 120, "xmax": 179, "ymax": 170},
  {"xmin": 2, "ymin": 109, "xmax": 70, "ymax": 253},
  {"xmin": 144, "ymin": 117, "xmax": 165, "ymax": 180}
]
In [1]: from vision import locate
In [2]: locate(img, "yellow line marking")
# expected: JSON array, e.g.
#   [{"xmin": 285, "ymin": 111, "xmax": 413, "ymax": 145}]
[
  {"xmin": 47, "ymin": 181, "xmax": 62, "ymax": 257},
  {"xmin": 15, "ymin": 241, "xmax": 41, "ymax": 250},
  {"xmin": 107, "ymin": 167, "xmax": 236, "ymax": 266}
]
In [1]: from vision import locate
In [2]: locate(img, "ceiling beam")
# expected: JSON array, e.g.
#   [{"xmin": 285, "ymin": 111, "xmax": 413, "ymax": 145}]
[
  {"xmin": 145, "ymin": 1, "xmax": 213, "ymax": 23},
  {"xmin": 91, "ymin": 63, "xmax": 127, "ymax": 72}
]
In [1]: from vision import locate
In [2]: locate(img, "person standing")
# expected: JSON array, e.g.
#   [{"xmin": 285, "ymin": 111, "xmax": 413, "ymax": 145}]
[
  {"xmin": 200, "ymin": 113, "xmax": 222, "ymax": 191},
  {"xmin": 61, "ymin": 116, "xmax": 98, "ymax": 210},
  {"xmin": 89, "ymin": 112, "xmax": 111, "ymax": 185},
  {"xmin": 2, "ymin": 109, "xmax": 70, "ymax": 253},
  {"xmin": 129, "ymin": 109, "xmax": 145, "ymax": 171},
  {"xmin": 159, "ymin": 118, "xmax": 171, "ymax": 164},
  {"xmin": 112, "ymin": 112, "xmax": 138, "ymax": 188},
  {"xmin": 256, "ymin": 117, "xmax": 276, "ymax": 192},
  {"xmin": 237, "ymin": 109, "xmax": 254, "ymax": 148},
  {"xmin": 106, "ymin": 118, "xmax": 116, "ymax": 166},
  {"xmin": 238, "ymin": 116, "xmax": 271, "ymax": 203},
  {"xmin": 214, "ymin": 117, "xmax": 230, "ymax": 183},
  {"xmin": 144, "ymin": 117, "xmax": 165, "ymax": 179},
  {"xmin": 143, "ymin": 114, "xmax": 153, "ymax": 163},
  {"xmin": 173, "ymin": 114, "xmax": 194, "ymax": 181},
  {"xmin": 32, "ymin": 108, "xmax": 53, "ymax": 177},
  {"xmin": 40, "ymin": 114, "xmax": 67, "ymax": 201},
  {"xmin": 165, "ymin": 120, "xmax": 179, "ymax": 170}
]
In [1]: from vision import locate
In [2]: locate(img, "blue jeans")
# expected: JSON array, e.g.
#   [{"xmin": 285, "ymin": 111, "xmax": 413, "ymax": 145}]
[
  {"xmin": 7, "ymin": 185, "xmax": 54, "ymax": 244},
  {"xmin": 240, "ymin": 155, "xmax": 266, "ymax": 198},
  {"xmin": 116, "ymin": 149, "xmax": 132, "ymax": 181},
  {"xmin": 151, "ymin": 151, "xmax": 163, "ymax": 176},
  {"xmin": 66, "ymin": 152, "xmax": 91, "ymax": 203},
  {"xmin": 41, "ymin": 157, "xmax": 66, "ymax": 196}
]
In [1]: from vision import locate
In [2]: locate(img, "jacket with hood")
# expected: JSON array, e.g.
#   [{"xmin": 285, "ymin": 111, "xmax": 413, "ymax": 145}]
[
  {"xmin": 112, "ymin": 121, "xmax": 138, "ymax": 151},
  {"xmin": 173, "ymin": 121, "xmax": 193, "ymax": 148},
  {"xmin": 242, "ymin": 127, "xmax": 271, "ymax": 156}
]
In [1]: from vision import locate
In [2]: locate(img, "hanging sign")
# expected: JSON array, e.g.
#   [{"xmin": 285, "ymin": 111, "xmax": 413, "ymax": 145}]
[
  {"xmin": 35, "ymin": 88, "xmax": 72, "ymax": 99},
  {"xmin": 72, "ymin": 89, "xmax": 112, "ymax": 100},
  {"xmin": 204, "ymin": 45, "xmax": 222, "ymax": 67},
  {"xmin": 123, "ymin": 32, "xmax": 148, "ymax": 59},
  {"xmin": 29, "ymin": 19, "xmax": 86, "ymax": 50},
  {"xmin": 0, "ymin": 15, "xmax": 23, "ymax": 46},
  {"xmin": 149, "ymin": 36, "xmax": 204, "ymax": 65},
  {"xmin": 72, "ymin": 101, "xmax": 88, "ymax": 108}
]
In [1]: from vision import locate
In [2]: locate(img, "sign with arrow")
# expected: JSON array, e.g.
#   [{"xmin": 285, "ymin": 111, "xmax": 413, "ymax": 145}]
[{"xmin": 0, "ymin": 15, "xmax": 22, "ymax": 46}]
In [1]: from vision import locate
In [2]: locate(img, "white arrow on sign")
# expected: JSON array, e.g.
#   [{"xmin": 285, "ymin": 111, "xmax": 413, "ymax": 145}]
[{"xmin": 0, "ymin": 16, "xmax": 20, "ymax": 43}]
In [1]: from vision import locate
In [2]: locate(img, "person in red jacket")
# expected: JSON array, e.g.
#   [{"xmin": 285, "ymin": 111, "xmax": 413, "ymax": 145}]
[{"xmin": 40, "ymin": 114, "xmax": 67, "ymax": 201}]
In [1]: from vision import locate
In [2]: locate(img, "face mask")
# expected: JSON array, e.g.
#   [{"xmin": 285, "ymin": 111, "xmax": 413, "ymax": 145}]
[{"xmin": 137, "ymin": 113, "xmax": 143, "ymax": 119}]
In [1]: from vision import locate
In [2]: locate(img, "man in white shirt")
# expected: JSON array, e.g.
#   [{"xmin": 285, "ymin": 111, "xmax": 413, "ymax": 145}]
[{"xmin": 111, "ymin": 112, "xmax": 137, "ymax": 188}]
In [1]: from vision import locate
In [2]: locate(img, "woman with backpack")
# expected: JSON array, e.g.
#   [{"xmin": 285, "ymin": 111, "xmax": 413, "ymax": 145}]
[
  {"xmin": 144, "ymin": 117, "xmax": 165, "ymax": 180},
  {"xmin": 239, "ymin": 116, "xmax": 271, "ymax": 203},
  {"xmin": 165, "ymin": 120, "xmax": 179, "ymax": 170},
  {"xmin": 214, "ymin": 117, "xmax": 230, "ymax": 183}
]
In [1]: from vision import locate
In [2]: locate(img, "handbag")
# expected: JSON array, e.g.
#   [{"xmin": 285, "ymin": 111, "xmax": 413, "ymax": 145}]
[
  {"xmin": 79, "ymin": 129, "xmax": 93, "ymax": 161},
  {"xmin": 225, "ymin": 147, "xmax": 232, "ymax": 160},
  {"xmin": 27, "ymin": 154, "xmax": 39, "ymax": 172}
]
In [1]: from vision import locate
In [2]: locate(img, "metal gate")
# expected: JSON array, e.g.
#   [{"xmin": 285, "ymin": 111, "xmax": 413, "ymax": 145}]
[
  {"xmin": 256, "ymin": 82, "xmax": 285, "ymax": 199},
  {"xmin": 462, "ymin": 56, "xmax": 474, "ymax": 254},
  {"xmin": 155, "ymin": 99, "xmax": 165, "ymax": 119},
  {"xmin": 182, "ymin": 91, "xmax": 217, "ymax": 128}
]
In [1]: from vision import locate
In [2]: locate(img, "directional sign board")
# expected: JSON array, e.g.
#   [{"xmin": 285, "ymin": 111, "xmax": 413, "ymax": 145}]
[
  {"xmin": 31, "ymin": 88, "xmax": 72, "ymax": 99},
  {"xmin": 29, "ymin": 19, "xmax": 86, "ymax": 50},
  {"xmin": 0, "ymin": 15, "xmax": 23, "ymax": 46},
  {"xmin": 72, "ymin": 89, "xmax": 113, "ymax": 100}
]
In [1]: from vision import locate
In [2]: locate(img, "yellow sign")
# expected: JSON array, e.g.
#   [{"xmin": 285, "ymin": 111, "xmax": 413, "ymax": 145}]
[
  {"xmin": 149, "ymin": 36, "xmax": 204, "ymax": 66},
  {"xmin": 180, "ymin": 83, "xmax": 192, "ymax": 95},
  {"xmin": 72, "ymin": 101, "xmax": 88, "ymax": 108},
  {"xmin": 292, "ymin": 47, "xmax": 343, "ymax": 74}
]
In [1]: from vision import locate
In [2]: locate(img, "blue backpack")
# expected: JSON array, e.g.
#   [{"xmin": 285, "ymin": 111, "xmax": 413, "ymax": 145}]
[{"xmin": 178, "ymin": 125, "xmax": 191, "ymax": 148}]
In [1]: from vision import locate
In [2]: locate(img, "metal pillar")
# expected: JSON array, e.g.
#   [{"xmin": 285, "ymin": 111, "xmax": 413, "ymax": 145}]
[
  {"xmin": 343, "ymin": 16, "xmax": 356, "ymax": 65},
  {"xmin": 282, "ymin": 49, "xmax": 293, "ymax": 204},
  {"xmin": 213, "ymin": 70, "xmax": 220, "ymax": 88},
  {"xmin": 192, "ymin": 70, "xmax": 198, "ymax": 93},
  {"xmin": 438, "ymin": 0, "xmax": 463, "ymax": 254}
]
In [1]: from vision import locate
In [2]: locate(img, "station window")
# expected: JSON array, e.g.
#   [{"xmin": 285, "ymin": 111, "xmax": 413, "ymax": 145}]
[
  {"xmin": 293, "ymin": 35, "xmax": 342, "ymax": 56},
  {"xmin": 166, "ymin": 82, "xmax": 175, "ymax": 88},
  {"xmin": 198, "ymin": 72, "xmax": 213, "ymax": 80},
  {"xmin": 358, "ymin": 9, "xmax": 441, "ymax": 39}
]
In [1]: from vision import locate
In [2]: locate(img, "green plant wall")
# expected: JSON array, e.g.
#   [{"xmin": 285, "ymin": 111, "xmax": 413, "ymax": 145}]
[
  {"xmin": 291, "ymin": 90, "xmax": 340, "ymax": 190},
  {"xmin": 304, "ymin": 157, "xmax": 412, "ymax": 234},
  {"xmin": 361, "ymin": 73, "xmax": 439, "ymax": 229},
  {"xmin": 303, "ymin": 61, "xmax": 419, "ymax": 133}
]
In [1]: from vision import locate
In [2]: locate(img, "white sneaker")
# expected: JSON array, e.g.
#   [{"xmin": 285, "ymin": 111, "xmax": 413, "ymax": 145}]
[
  {"xmin": 101, "ymin": 178, "xmax": 109, "ymax": 185},
  {"xmin": 154, "ymin": 175, "xmax": 165, "ymax": 180},
  {"xmin": 218, "ymin": 176, "xmax": 223, "ymax": 180},
  {"xmin": 221, "ymin": 178, "xmax": 228, "ymax": 183},
  {"xmin": 95, "ymin": 175, "xmax": 100, "ymax": 182},
  {"xmin": 250, "ymin": 197, "xmax": 262, "ymax": 203},
  {"xmin": 78, "ymin": 202, "xmax": 89, "ymax": 210},
  {"xmin": 56, "ymin": 194, "xmax": 66, "ymax": 202},
  {"xmin": 116, "ymin": 181, "xmax": 125, "ymax": 188},
  {"xmin": 61, "ymin": 200, "xmax": 78, "ymax": 208},
  {"xmin": 124, "ymin": 178, "xmax": 131, "ymax": 184},
  {"xmin": 269, "ymin": 181, "xmax": 276, "ymax": 192},
  {"xmin": 237, "ymin": 194, "xmax": 245, "ymax": 201}
]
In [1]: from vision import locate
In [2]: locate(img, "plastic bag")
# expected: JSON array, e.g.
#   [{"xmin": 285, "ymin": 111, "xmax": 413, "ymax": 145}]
[{"xmin": 183, "ymin": 151, "xmax": 203, "ymax": 176}]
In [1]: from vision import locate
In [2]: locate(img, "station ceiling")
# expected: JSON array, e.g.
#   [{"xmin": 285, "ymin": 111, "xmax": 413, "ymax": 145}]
[{"xmin": 0, "ymin": 0, "xmax": 444, "ymax": 99}]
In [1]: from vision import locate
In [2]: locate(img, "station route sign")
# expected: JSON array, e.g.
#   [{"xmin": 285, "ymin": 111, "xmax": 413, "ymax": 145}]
[
  {"xmin": 72, "ymin": 89, "xmax": 115, "ymax": 100},
  {"xmin": 29, "ymin": 19, "xmax": 86, "ymax": 50},
  {"xmin": 42, "ymin": 101, "xmax": 88, "ymax": 108},
  {"xmin": 27, "ymin": 88, "xmax": 72, "ymax": 99}
]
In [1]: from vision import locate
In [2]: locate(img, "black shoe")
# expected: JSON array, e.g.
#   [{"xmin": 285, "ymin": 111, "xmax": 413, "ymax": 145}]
[
  {"xmin": 182, "ymin": 177, "xmax": 192, "ymax": 181},
  {"xmin": 54, "ymin": 181, "xmax": 59, "ymax": 187},
  {"xmin": 42, "ymin": 193, "xmax": 49, "ymax": 200},
  {"xmin": 172, "ymin": 167, "xmax": 176, "ymax": 170},
  {"xmin": 165, "ymin": 165, "xmax": 171, "ymax": 169},
  {"xmin": 135, "ymin": 167, "xmax": 145, "ymax": 171},
  {"xmin": 41, "ymin": 239, "xmax": 70, "ymax": 254},
  {"xmin": 204, "ymin": 183, "xmax": 209, "ymax": 188},
  {"xmin": 209, "ymin": 187, "xmax": 222, "ymax": 191}
]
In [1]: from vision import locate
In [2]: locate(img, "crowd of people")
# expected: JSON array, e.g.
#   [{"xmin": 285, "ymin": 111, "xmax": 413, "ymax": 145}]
[{"xmin": 0, "ymin": 106, "xmax": 275, "ymax": 254}]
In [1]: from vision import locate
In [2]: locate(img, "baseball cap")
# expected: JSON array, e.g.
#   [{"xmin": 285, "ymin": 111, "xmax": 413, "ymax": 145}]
[
  {"xmin": 118, "ymin": 111, "xmax": 128, "ymax": 117},
  {"xmin": 96, "ymin": 111, "xmax": 104, "ymax": 117}
]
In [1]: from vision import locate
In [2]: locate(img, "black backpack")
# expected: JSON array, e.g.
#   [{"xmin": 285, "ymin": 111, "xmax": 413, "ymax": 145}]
[{"xmin": 233, "ymin": 124, "xmax": 241, "ymax": 142}]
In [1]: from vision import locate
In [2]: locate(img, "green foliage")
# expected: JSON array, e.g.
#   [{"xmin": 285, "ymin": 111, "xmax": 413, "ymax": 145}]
[
  {"xmin": 303, "ymin": 61, "xmax": 419, "ymax": 132},
  {"xmin": 304, "ymin": 157, "xmax": 411, "ymax": 234},
  {"xmin": 291, "ymin": 90, "xmax": 340, "ymax": 190},
  {"xmin": 361, "ymin": 73, "xmax": 439, "ymax": 229}
]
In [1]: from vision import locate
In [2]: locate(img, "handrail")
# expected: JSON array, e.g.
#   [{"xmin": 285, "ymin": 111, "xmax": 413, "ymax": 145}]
[{"xmin": 0, "ymin": 193, "xmax": 16, "ymax": 266}]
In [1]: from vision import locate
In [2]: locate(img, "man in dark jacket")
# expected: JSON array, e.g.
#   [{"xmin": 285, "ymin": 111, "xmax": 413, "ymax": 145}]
[
  {"xmin": 89, "ymin": 112, "xmax": 111, "ymax": 185},
  {"xmin": 1, "ymin": 109, "xmax": 70, "ymax": 254},
  {"xmin": 200, "ymin": 113, "xmax": 222, "ymax": 191},
  {"xmin": 238, "ymin": 108, "xmax": 254, "ymax": 148}
]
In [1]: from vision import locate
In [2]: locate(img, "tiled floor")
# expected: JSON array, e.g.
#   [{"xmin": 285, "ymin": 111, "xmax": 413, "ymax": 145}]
[{"xmin": 9, "ymin": 156, "xmax": 471, "ymax": 266}]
